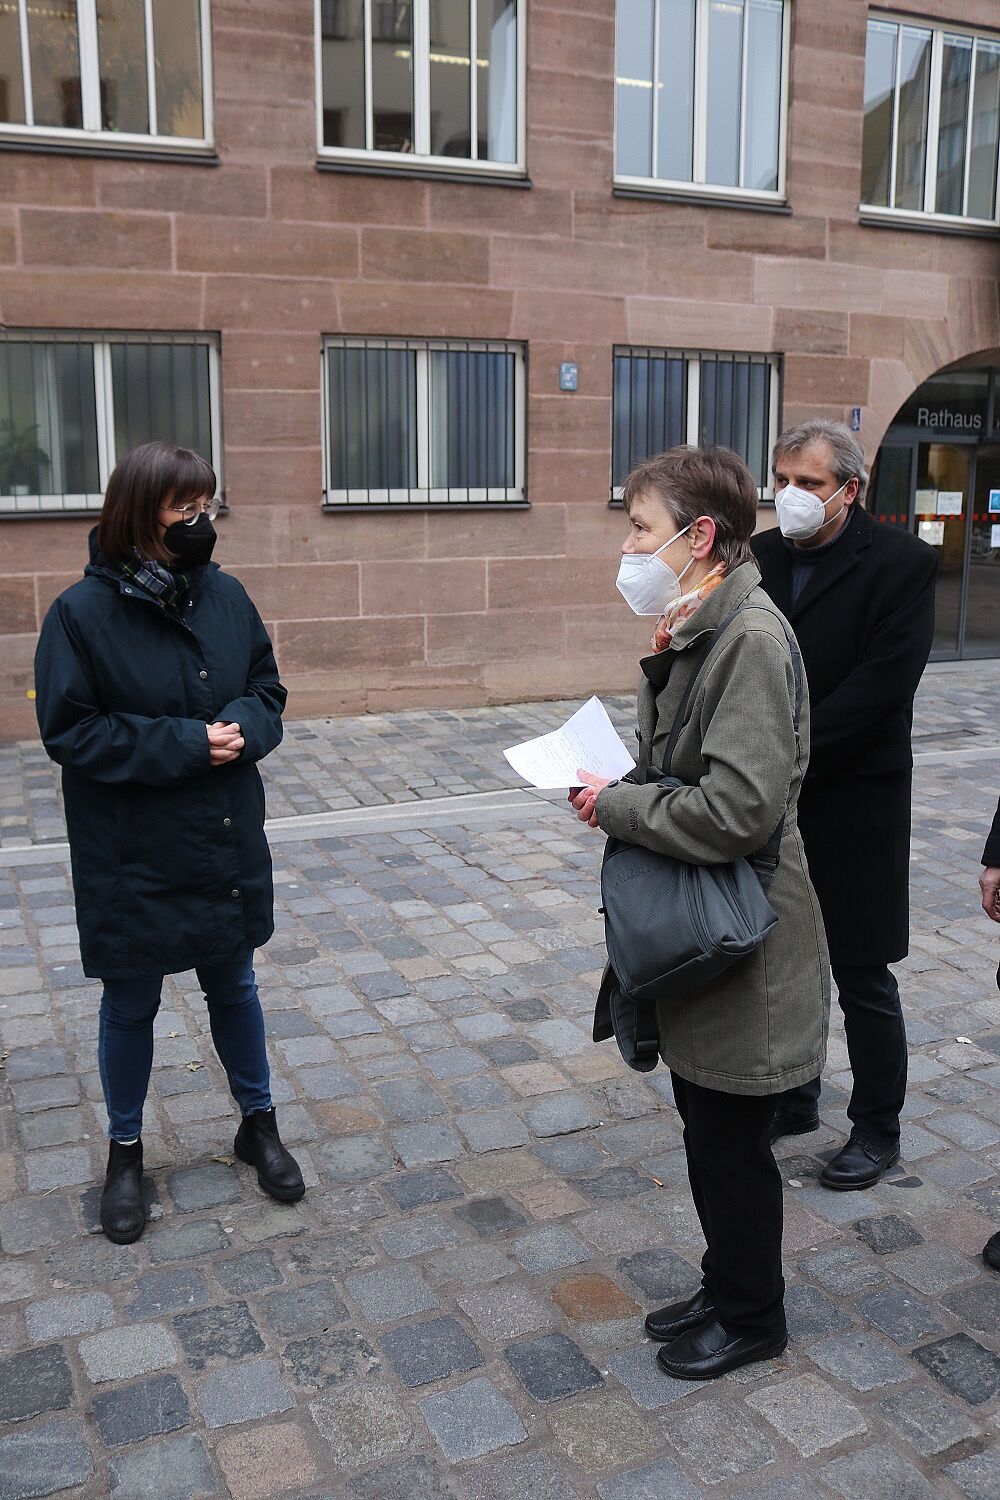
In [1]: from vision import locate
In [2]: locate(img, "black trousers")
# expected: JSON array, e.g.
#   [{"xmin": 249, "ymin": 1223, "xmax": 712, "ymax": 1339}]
[
  {"xmin": 671, "ymin": 1072, "xmax": 785, "ymax": 1342},
  {"xmin": 778, "ymin": 963, "xmax": 906, "ymax": 1144}
]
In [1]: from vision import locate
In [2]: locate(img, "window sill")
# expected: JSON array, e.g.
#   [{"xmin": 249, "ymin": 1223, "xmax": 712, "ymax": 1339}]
[
  {"xmin": 0, "ymin": 136, "xmax": 218, "ymax": 166},
  {"xmin": 858, "ymin": 209, "xmax": 998, "ymax": 239},
  {"xmin": 613, "ymin": 184, "xmax": 791, "ymax": 215},
  {"xmin": 322, "ymin": 500, "xmax": 531, "ymax": 514},
  {"xmin": 315, "ymin": 157, "xmax": 531, "ymax": 189}
]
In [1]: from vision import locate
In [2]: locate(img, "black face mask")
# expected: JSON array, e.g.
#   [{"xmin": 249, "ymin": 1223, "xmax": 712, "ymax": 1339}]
[{"xmin": 163, "ymin": 512, "xmax": 217, "ymax": 566}]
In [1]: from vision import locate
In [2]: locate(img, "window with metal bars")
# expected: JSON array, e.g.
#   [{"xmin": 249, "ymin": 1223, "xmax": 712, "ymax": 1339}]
[
  {"xmin": 322, "ymin": 336, "xmax": 526, "ymax": 507},
  {"xmin": 316, "ymin": 0, "xmax": 524, "ymax": 173},
  {"xmin": 0, "ymin": 0, "xmax": 212, "ymax": 150},
  {"xmin": 611, "ymin": 348, "xmax": 781, "ymax": 501},
  {"xmin": 0, "ymin": 331, "xmax": 221, "ymax": 516}
]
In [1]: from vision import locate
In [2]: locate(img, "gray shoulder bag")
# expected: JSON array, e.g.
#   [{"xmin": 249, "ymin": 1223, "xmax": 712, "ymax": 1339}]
[{"xmin": 600, "ymin": 605, "xmax": 803, "ymax": 1073}]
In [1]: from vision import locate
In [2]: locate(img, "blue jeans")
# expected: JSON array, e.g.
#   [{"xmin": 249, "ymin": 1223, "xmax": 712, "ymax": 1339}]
[{"xmin": 98, "ymin": 957, "xmax": 272, "ymax": 1141}]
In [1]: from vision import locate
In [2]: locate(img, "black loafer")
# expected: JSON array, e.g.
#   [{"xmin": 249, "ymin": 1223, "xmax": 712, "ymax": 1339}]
[
  {"xmin": 100, "ymin": 1138, "xmax": 146, "ymax": 1244},
  {"xmin": 235, "ymin": 1108, "xmax": 305, "ymax": 1203},
  {"xmin": 983, "ymin": 1232, "xmax": 1000, "ymax": 1272},
  {"xmin": 656, "ymin": 1316, "xmax": 787, "ymax": 1381},
  {"xmin": 768, "ymin": 1110, "xmax": 819, "ymax": 1146},
  {"xmin": 819, "ymin": 1135, "xmax": 899, "ymax": 1191},
  {"xmin": 645, "ymin": 1288, "xmax": 715, "ymax": 1343}
]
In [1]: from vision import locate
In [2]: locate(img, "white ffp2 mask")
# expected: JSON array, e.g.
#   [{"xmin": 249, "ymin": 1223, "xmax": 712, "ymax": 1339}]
[
  {"xmin": 615, "ymin": 524, "xmax": 695, "ymax": 616},
  {"xmin": 774, "ymin": 480, "xmax": 848, "ymax": 541}
]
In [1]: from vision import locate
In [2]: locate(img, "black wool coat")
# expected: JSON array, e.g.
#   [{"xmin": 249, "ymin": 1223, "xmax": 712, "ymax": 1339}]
[
  {"xmin": 752, "ymin": 505, "xmax": 938, "ymax": 967},
  {"xmin": 34, "ymin": 543, "xmax": 286, "ymax": 979}
]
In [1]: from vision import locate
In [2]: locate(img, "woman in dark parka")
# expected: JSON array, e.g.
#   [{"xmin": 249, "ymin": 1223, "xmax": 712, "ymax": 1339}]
[{"xmin": 34, "ymin": 441, "xmax": 304, "ymax": 1243}]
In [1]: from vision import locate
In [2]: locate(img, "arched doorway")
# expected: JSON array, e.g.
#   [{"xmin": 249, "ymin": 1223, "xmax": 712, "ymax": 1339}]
[{"xmin": 869, "ymin": 359, "xmax": 1000, "ymax": 659}]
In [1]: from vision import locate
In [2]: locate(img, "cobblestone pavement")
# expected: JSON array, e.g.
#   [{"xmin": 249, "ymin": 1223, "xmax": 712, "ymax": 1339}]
[{"xmin": 0, "ymin": 668, "xmax": 999, "ymax": 1498}]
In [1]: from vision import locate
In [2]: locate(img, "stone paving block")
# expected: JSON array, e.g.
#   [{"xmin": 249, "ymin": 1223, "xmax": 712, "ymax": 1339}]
[
  {"xmin": 914, "ymin": 1332, "xmax": 1000, "ymax": 1405},
  {"xmin": 0, "ymin": 1344, "xmax": 74, "ymax": 1422},
  {"xmin": 44, "ymin": 1236, "xmax": 138, "ymax": 1288},
  {"xmin": 25, "ymin": 1291, "xmax": 114, "ymax": 1343},
  {"xmin": 419, "ymin": 1375, "xmax": 527, "ymax": 1462},
  {"xmin": 0, "ymin": 1194, "xmax": 77, "ymax": 1255},
  {"xmin": 381, "ymin": 1314, "xmax": 484, "ymax": 1388},
  {"xmin": 458, "ymin": 1283, "xmax": 550, "ymax": 1340},
  {"xmin": 282, "ymin": 1327, "xmax": 380, "ymax": 1392},
  {"xmin": 173, "ymin": 1300, "xmax": 265, "ymax": 1370},
  {"xmin": 876, "ymin": 1384, "xmax": 980, "ymax": 1456},
  {"xmin": 18, "ymin": 1107, "xmax": 86, "ymax": 1151},
  {"xmin": 167, "ymin": 1161, "xmax": 242, "ymax": 1212},
  {"xmin": 428, "ymin": 1242, "xmax": 517, "ymax": 1287},
  {"xmin": 79, "ymin": 1322, "xmax": 178, "ymax": 1383},
  {"xmin": 461, "ymin": 1452, "xmax": 581, "ymax": 1500},
  {"xmin": 310, "ymin": 1378, "xmax": 413, "ymax": 1471},
  {"xmin": 317, "ymin": 1133, "xmax": 394, "ymax": 1183},
  {"xmin": 148, "ymin": 1217, "xmax": 228, "ymax": 1262},
  {"xmin": 392, "ymin": 1121, "xmax": 464, "ymax": 1165},
  {"xmin": 783, "ymin": 1284, "xmax": 853, "ymax": 1342},
  {"xmin": 855, "ymin": 1285, "xmax": 946, "ymax": 1345},
  {"xmin": 940, "ymin": 1277, "xmax": 1000, "ymax": 1334},
  {"xmin": 597, "ymin": 1458, "xmax": 702, "ymax": 1500},
  {"xmin": 125, "ymin": 1265, "xmax": 209, "ymax": 1319},
  {"xmin": 526, "ymin": 1093, "xmax": 596, "ymax": 1137},
  {"xmin": 730, "ymin": 1481, "xmax": 830, "ymax": 1500},
  {"xmin": 457, "ymin": 1109, "xmax": 530, "ymax": 1153},
  {"xmin": 385, "ymin": 1166, "xmax": 464, "ymax": 1210},
  {"xmin": 215, "ymin": 1419, "xmax": 319, "ymax": 1500},
  {"xmin": 819, "ymin": 1443, "xmax": 942, "ymax": 1500},
  {"xmin": 287, "ymin": 1228, "xmax": 376, "ymax": 1277},
  {"xmin": 0, "ymin": 1418, "xmax": 93, "ymax": 1500},
  {"xmin": 213, "ymin": 1249, "xmax": 283, "ymax": 1295},
  {"xmin": 0, "ymin": 1262, "xmax": 39, "ymax": 1303},
  {"xmin": 261, "ymin": 1281, "xmax": 349, "ymax": 1336},
  {"xmin": 504, "ymin": 1331, "xmax": 603, "ymax": 1403},
  {"xmin": 605, "ymin": 1343, "xmax": 705, "ymax": 1410},
  {"xmin": 105, "ymin": 1432, "xmax": 218, "ymax": 1500},
  {"xmin": 512, "ymin": 1224, "xmax": 591, "ymax": 1273},
  {"xmin": 376, "ymin": 1212, "xmax": 462, "ymax": 1259},
  {"xmin": 3, "ymin": 1045, "xmax": 69, "ymax": 1082},
  {"xmin": 618, "ymin": 1248, "xmax": 701, "ymax": 1301},
  {"xmin": 425, "ymin": 1046, "xmax": 489, "ymax": 1080},
  {"xmin": 666, "ymin": 1401, "xmax": 776, "ymax": 1485},
  {"xmin": 295, "ymin": 1063, "xmax": 361, "ymax": 1100},
  {"xmin": 746, "ymin": 1374, "xmax": 868, "ymax": 1456},
  {"xmin": 92, "ymin": 1372, "xmax": 191, "ymax": 1446},
  {"xmin": 553, "ymin": 1273, "xmax": 641, "ymax": 1323},
  {"xmin": 887, "ymin": 1242, "xmax": 980, "ymax": 1295},
  {"xmin": 376, "ymin": 1076, "xmax": 450, "ymax": 1122},
  {"xmin": 454, "ymin": 1195, "xmax": 528, "ymax": 1237},
  {"xmin": 547, "ymin": 1389, "xmax": 656, "ymax": 1475},
  {"xmin": 11, "ymin": 1076, "xmax": 81, "ymax": 1113},
  {"xmin": 196, "ymin": 1357, "xmax": 294, "ymax": 1428},
  {"xmin": 808, "ymin": 1329, "xmax": 913, "ymax": 1391},
  {"xmin": 852, "ymin": 1214, "xmax": 923, "ymax": 1255},
  {"xmin": 929, "ymin": 1111, "xmax": 1000, "ymax": 1150},
  {"xmin": 799, "ymin": 1245, "xmax": 889, "ymax": 1297},
  {"xmin": 943, "ymin": 1450, "xmax": 1000, "ymax": 1499},
  {"xmin": 346, "ymin": 1263, "xmax": 439, "ymax": 1324}
]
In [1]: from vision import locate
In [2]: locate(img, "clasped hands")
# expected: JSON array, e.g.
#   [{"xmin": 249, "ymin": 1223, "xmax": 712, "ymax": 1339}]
[
  {"xmin": 568, "ymin": 769, "xmax": 612, "ymax": 829},
  {"xmin": 207, "ymin": 721, "xmax": 243, "ymax": 766}
]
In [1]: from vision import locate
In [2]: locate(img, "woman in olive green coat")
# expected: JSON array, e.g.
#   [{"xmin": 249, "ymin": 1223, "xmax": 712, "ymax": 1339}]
[{"xmin": 572, "ymin": 445, "xmax": 829, "ymax": 1383}]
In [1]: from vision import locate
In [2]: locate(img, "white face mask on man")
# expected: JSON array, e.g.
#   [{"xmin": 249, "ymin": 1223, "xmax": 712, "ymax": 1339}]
[
  {"xmin": 615, "ymin": 522, "xmax": 696, "ymax": 616},
  {"xmin": 774, "ymin": 479, "xmax": 849, "ymax": 541}
]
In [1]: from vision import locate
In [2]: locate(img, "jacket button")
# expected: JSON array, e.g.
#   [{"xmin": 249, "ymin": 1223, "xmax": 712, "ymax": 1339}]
[
  {"xmin": 199, "ymin": 670, "xmax": 208, "ymax": 680},
  {"xmin": 231, "ymin": 888, "xmax": 240, "ymax": 898},
  {"xmin": 223, "ymin": 818, "xmax": 231, "ymax": 827}
]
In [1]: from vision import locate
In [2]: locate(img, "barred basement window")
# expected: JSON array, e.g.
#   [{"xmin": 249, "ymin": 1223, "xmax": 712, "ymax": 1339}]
[
  {"xmin": 316, "ymin": 0, "xmax": 524, "ymax": 174},
  {"xmin": 322, "ymin": 336, "xmax": 526, "ymax": 507},
  {"xmin": 0, "ymin": 0, "xmax": 212, "ymax": 151},
  {"xmin": 0, "ymin": 331, "xmax": 221, "ymax": 516},
  {"xmin": 611, "ymin": 348, "xmax": 781, "ymax": 501}
]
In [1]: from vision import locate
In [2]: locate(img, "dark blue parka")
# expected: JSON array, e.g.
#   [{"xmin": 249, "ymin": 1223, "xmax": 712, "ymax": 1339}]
[{"xmin": 34, "ymin": 541, "xmax": 286, "ymax": 979}]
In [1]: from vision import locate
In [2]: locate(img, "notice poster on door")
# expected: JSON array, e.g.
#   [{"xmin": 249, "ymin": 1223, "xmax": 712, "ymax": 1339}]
[
  {"xmin": 991, "ymin": 524, "xmax": 1000, "ymax": 549},
  {"xmin": 918, "ymin": 521, "xmax": 946, "ymax": 546},
  {"xmin": 989, "ymin": 489, "xmax": 1000, "ymax": 514},
  {"xmin": 914, "ymin": 489, "xmax": 938, "ymax": 514},
  {"xmin": 936, "ymin": 491, "xmax": 964, "ymax": 516}
]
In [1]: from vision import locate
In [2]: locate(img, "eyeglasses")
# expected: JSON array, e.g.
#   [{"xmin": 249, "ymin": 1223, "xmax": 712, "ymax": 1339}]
[{"xmin": 167, "ymin": 497, "xmax": 221, "ymax": 525}]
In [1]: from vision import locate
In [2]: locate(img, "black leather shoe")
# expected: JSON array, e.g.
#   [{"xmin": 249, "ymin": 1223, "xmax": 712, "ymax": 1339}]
[
  {"xmin": 100, "ymin": 1138, "xmax": 146, "ymax": 1244},
  {"xmin": 656, "ymin": 1316, "xmax": 787, "ymax": 1380},
  {"xmin": 235, "ymin": 1108, "xmax": 305, "ymax": 1202},
  {"xmin": 819, "ymin": 1135, "xmax": 899, "ymax": 1191},
  {"xmin": 768, "ymin": 1110, "xmax": 819, "ymax": 1146},
  {"xmin": 984, "ymin": 1232, "xmax": 1000, "ymax": 1271},
  {"xmin": 645, "ymin": 1288, "xmax": 716, "ymax": 1342}
]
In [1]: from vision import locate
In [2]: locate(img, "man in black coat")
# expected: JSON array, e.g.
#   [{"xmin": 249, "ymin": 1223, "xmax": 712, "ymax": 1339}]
[{"xmin": 752, "ymin": 419, "xmax": 938, "ymax": 1190}]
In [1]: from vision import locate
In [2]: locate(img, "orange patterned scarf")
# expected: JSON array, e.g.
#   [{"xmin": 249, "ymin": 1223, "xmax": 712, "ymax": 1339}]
[{"xmin": 652, "ymin": 565, "xmax": 727, "ymax": 653}]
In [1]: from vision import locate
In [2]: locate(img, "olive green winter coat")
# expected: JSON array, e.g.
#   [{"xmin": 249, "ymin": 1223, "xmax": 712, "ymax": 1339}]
[{"xmin": 594, "ymin": 561, "xmax": 830, "ymax": 1096}]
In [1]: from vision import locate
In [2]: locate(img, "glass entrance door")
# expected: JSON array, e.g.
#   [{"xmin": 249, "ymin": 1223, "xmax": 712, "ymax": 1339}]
[
  {"xmin": 965, "ymin": 444, "xmax": 1000, "ymax": 657},
  {"xmin": 913, "ymin": 442, "xmax": 973, "ymax": 658}
]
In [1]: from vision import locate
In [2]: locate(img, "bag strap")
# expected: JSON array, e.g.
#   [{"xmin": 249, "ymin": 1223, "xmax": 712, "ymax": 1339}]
[{"xmin": 662, "ymin": 603, "xmax": 804, "ymax": 892}]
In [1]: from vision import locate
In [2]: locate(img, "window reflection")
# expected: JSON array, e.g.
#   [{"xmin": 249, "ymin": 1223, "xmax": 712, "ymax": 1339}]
[
  {"xmin": 0, "ymin": 5, "xmax": 26, "ymax": 123},
  {"xmin": 152, "ymin": 0, "xmax": 204, "ymax": 138},
  {"xmin": 27, "ymin": 0, "xmax": 83, "ymax": 129},
  {"xmin": 97, "ymin": 0, "xmax": 149, "ymax": 135}
]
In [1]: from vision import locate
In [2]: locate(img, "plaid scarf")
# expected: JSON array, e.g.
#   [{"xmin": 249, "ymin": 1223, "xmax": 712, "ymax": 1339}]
[
  {"xmin": 652, "ymin": 564, "xmax": 727, "ymax": 653},
  {"xmin": 120, "ymin": 554, "xmax": 190, "ymax": 618}
]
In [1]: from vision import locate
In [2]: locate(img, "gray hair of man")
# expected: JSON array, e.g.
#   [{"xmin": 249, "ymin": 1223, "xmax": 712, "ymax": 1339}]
[{"xmin": 772, "ymin": 419, "xmax": 869, "ymax": 503}]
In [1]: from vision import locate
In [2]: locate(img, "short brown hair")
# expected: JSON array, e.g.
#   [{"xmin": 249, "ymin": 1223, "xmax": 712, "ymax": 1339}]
[
  {"xmin": 622, "ymin": 445, "xmax": 759, "ymax": 571},
  {"xmin": 97, "ymin": 441, "xmax": 216, "ymax": 564}
]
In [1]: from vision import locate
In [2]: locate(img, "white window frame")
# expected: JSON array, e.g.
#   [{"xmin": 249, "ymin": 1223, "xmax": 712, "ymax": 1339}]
[
  {"xmin": 321, "ymin": 335, "xmax": 526, "ymax": 507},
  {"xmin": 863, "ymin": 13, "xmax": 1000, "ymax": 230},
  {"xmin": 610, "ymin": 348, "xmax": 782, "ymax": 501},
  {"xmin": 314, "ymin": 0, "xmax": 526, "ymax": 177},
  {"xmin": 0, "ymin": 332, "xmax": 222, "ymax": 517},
  {"xmin": 1, "ymin": 0, "xmax": 214, "ymax": 153},
  {"xmin": 614, "ymin": 0, "xmax": 791, "ymax": 204}
]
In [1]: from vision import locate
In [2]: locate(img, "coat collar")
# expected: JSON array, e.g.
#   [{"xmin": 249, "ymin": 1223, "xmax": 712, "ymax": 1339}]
[
  {"xmin": 638, "ymin": 560, "xmax": 761, "ymax": 684},
  {"xmin": 786, "ymin": 504, "xmax": 872, "ymax": 622}
]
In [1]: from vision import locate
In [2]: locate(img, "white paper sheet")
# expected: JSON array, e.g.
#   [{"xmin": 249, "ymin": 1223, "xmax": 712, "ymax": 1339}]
[
  {"xmin": 991, "ymin": 523, "xmax": 1000, "ymax": 549},
  {"xmin": 503, "ymin": 696, "xmax": 636, "ymax": 790},
  {"xmin": 937, "ymin": 491, "xmax": 964, "ymax": 516}
]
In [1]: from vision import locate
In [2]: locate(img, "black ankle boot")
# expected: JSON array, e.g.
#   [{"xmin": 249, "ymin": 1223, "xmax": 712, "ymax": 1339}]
[
  {"xmin": 234, "ymin": 1108, "xmax": 305, "ymax": 1203},
  {"xmin": 100, "ymin": 1138, "xmax": 146, "ymax": 1244}
]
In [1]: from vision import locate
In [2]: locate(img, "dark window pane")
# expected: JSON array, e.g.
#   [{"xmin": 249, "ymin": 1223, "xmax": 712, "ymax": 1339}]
[
  {"xmin": 0, "ymin": 340, "xmax": 99, "ymax": 499},
  {"xmin": 969, "ymin": 41, "xmax": 1000, "ymax": 220},
  {"xmin": 936, "ymin": 35, "xmax": 972, "ymax": 215},
  {"xmin": 615, "ymin": 0, "xmax": 654, "ymax": 177},
  {"xmin": 110, "ymin": 342, "xmax": 212, "ymax": 467},
  {"xmin": 477, "ymin": 0, "xmax": 517, "ymax": 163},
  {"xmin": 430, "ymin": 2, "xmax": 470, "ymax": 156},
  {"xmin": 896, "ymin": 26, "xmax": 931, "ymax": 210},
  {"xmin": 657, "ymin": 0, "xmax": 695, "ymax": 182},
  {"xmin": 745, "ymin": 0, "xmax": 783, "ymax": 192},
  {"xmin": 27, "ymin": 0, "xmax": 82, "ymax": 128},
  {"xmin": 611, "ymin": 351, "xmax": 686, "ymax": 491},
  {"xmin": 327, "ymin": 344, "xmax": 416, "ymax": 492},
  {"xmin": 430, "ymin": 348, "xmax": 515, "ymax": 490},
  {"xmin": 0, "ymin": 6, "xmax": 26, "ymax": 123},
  {"xmin": 152, "ymin": 0, "xmax": 204, "ymax": 138},
  {"xmin": 321, "ymin": 0, "xmax": 366, "ymax": 147},
  {"xmin": 862, "ymin": 19, "xmax": 897, "ymax": 206},
  {"xmin": 371, "ymin": 0, "xmax": 413, "ymax": 150},
  {"xmin": 97, "ymin": 0, "xmax": 149, "ymax": 134},
  {"xmin": 705, "ymin": 0, "xmax": 743, "ymax": 188}
]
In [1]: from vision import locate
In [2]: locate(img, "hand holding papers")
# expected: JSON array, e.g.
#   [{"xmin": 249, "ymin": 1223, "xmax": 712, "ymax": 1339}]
[{"xmin": 503, "ymin": 696, "xmax": 636, "ymax": 790}]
